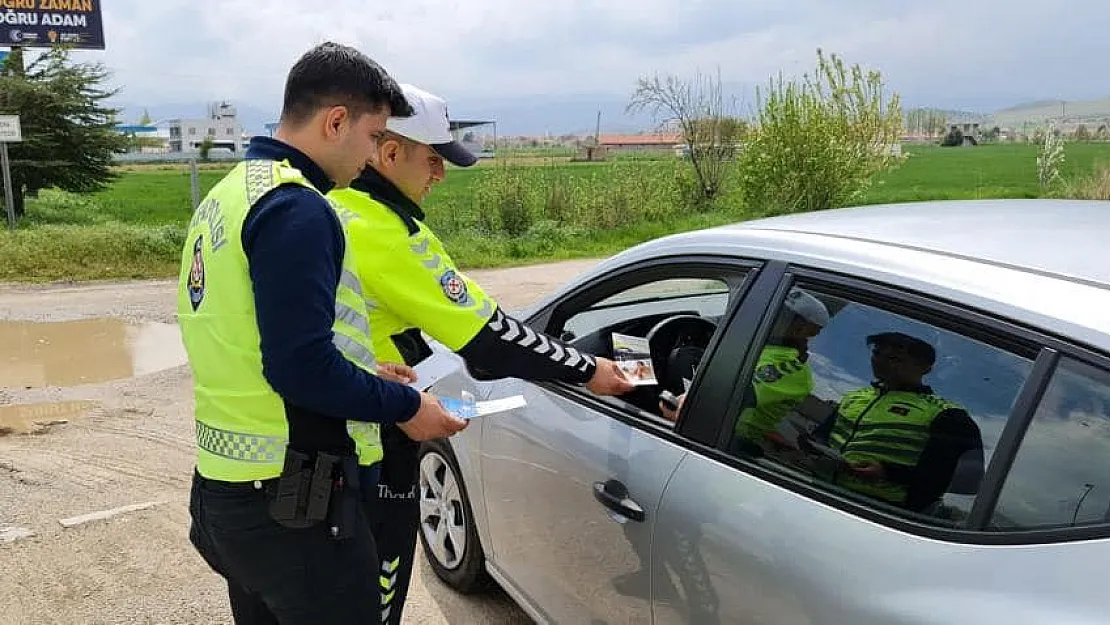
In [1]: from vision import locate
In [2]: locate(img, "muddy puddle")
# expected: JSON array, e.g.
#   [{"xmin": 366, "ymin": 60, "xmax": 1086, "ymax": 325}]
[
  {"xmin": 0, "ymin": 318, "xmax": 187, "ymax": 389},
  {"xmin": 0, "ymin": 400, "xmax": 99, "ymax": 436}
]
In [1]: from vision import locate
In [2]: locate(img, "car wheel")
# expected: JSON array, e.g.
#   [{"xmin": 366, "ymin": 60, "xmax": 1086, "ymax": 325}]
[{"xmin": 417, "ymin": 438, "xmax": 494, "ymax": 594}]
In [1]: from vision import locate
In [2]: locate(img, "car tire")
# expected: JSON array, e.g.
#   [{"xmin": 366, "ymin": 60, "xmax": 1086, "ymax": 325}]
[{"xmin": 417, "ymin": 438, "xmax": 494, "ymax": 594}]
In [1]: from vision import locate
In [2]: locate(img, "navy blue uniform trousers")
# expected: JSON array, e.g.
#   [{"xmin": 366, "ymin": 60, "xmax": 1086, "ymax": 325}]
[
  {"xmin": 361, "ymin": 423, "xmax": 421, "ymax": 625},
  {"xmin": 189, "ymin": 472, "xmax": 380, "ymax": 624}
]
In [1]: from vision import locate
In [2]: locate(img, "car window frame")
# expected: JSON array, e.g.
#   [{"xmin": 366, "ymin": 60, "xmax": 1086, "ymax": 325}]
[
  {"xmin": 690, "ymin": 261, "xmax": 1110, "ymax": 546},
  {"xmin": 522, "ymin": 253, "xmax": 767, "ymax": 449}
]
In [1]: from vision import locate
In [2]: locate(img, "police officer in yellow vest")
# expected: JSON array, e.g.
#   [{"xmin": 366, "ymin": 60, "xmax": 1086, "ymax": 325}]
[
  {"xmin": 660, "ymin": 288, "xmax": 828, "ymax": 452},
  {"xmin": 730, "ymin": 288, "xmax": 829, "ymax": 454},
  {"xmin": 178, "ymin": 43, "xmax": 467, "ymax": 625},
  {"xmin": 801, "ymin": 332, "xmax": 984, "ymax": 513},
  {"xmin": 327, "ymin": 83, "xmax": 636, "ymax": 624}
]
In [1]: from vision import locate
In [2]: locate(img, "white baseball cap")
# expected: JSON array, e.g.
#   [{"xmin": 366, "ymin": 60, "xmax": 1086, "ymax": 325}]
[
  {"xmin": 386, "ymin": 84, "xmax": 477, "ymax": 167},
  {"xmin": 784, "ymin": 287, "xmax": 831, "ymax": 327}
]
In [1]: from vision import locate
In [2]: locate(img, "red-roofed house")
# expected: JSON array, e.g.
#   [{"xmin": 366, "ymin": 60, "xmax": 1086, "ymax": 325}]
[{"xmin": 598, "ymin": 134, "xmax": 682, "ymax": 154}]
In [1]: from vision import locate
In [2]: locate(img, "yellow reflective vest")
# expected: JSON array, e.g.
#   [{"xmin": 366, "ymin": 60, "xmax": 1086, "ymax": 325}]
[
  {"xmin": 326, "ymin": 187, "xmax": 495, "ymax": 366},
  {"xmin": 177, "ymin": 158, "xmax": 383, "ymax": 481},
  {"xmin": 734, "ymin": 344, "xmax": 814, "ymax": 443},
  {"xmin": 828, "ymin": 386, "xmax": 959, "ymax": 505}
]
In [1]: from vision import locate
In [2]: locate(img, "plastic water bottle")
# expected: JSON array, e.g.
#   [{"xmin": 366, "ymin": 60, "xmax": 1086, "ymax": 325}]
[{"xmin": 439, "ymin": 390, "xmax": 477, "ymax": 420}]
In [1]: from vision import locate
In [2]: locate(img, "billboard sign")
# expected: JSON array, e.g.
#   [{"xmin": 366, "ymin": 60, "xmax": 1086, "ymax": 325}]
[{"xmin": 0, "ymin": 0, "xmax": 105, "ymax": 50}]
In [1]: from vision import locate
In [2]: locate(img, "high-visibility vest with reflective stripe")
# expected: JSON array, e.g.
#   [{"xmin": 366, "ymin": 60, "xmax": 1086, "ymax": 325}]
[
  {"xmin": 326, "ymin": 188, "xmax": 494, "ymax": 365},
  {"xmin": 176, "ymin": 158, "xmax": 382, "ymax": 482},
  {"xmin": 828, "ymin": 386, "xmax": 957, "ymax": 505},
  {"xmin": 734, "ymin": 344, "xmax": 814, "ymax": 443}
]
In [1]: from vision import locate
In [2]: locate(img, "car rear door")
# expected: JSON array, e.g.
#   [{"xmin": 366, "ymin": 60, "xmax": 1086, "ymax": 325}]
[{"xmin": 652, "ymin": 263, "xmax": 1110, "ymax": 624}]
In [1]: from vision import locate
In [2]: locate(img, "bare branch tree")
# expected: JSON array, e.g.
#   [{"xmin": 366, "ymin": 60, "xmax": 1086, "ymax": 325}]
[{"xmin": 626, "ymin": 68, "xmax": 743, "ymax": 204}]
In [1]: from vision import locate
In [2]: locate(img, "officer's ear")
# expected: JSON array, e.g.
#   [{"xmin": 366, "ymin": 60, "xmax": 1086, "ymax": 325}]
[
  {"xmin": 379, "ymin": 138, "xmax": 403, "ymax": 166},
  {"xmin": 321, "ymin": 105, "xmax": 352, "ymax": 141}
]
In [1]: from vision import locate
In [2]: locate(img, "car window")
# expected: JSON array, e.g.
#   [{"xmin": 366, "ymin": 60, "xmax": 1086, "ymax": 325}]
[
  {"xmin": 991, "ymin": 357, "xmax": 1110, "ymax": 531},
  {"xmin": 562, "ymin": 277, "xmax": 734, "ymax": 341},
  {"xmin": 553, "ymin": 271, "xmax": 748, "ymax": 422},
  {"xmin": 723, "ymin": 282, "xmax": 1035, "ymax": 528}
]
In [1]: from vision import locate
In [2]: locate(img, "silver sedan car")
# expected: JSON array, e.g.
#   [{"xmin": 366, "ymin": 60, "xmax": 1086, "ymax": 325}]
[{"xmin": 415, "ymin": 199, "xmax": 1110, "ymax": 625}]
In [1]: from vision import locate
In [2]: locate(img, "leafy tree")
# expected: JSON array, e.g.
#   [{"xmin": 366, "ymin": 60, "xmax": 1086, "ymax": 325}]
[
  {"xmin": 940, "ymin": 126, "xmax": 964, "ymax": 147},
  {"xmin": 736, "ymin": 49, "xmax": 904, "ymax": 215},
  {"xmin": 199, "ymin": 135, "xmax": 214, "ymax": 161},
  {"xmin": 0, "ymin": 47, "xmax": 128, "ymax": 220},
  {"xmin": 1073, "ymin": 124, "xmax": 1091, "ymax": 141},
  {"xmin": 138, "ymin": 108, "xmax": 152, "ymax": 126}
]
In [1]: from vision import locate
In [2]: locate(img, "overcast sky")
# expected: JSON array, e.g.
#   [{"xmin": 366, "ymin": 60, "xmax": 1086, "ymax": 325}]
[{"xmin": 64, "ymin": 0, "xmax": 1110, "ymax": 124}]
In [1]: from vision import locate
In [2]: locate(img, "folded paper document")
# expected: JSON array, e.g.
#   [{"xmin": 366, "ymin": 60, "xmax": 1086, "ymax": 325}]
[
  {"xmin": 407, "ymin": 356, "xmax": 463, "ymax": 391},
  {"xmin": 439, "ymin": 394, "xmax": 527, "ymax": 420}
]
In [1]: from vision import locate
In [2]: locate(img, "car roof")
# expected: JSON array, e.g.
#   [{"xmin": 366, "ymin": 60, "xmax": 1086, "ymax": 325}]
[
  {"xmin": 727, "ymin": 198, "xmax": 1110, "ymax": 288},
  {"xmin": 572, "ymin": 199, "xmax": 1110, "ymax": 356}
]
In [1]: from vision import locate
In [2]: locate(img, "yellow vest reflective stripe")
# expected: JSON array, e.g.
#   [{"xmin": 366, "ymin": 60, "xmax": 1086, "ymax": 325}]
[
  {"xmin": 734, "ymin": 344, "xmax": 814, "ymax": 442},
  {"xmin": 327, "ymin": 198, "xmax": 386, "ymax": 467},
  {"xmin": 177, "ymin": 158, "xmax": 382, "ymax": 481},
  {"xmin": 828, "ymin": 387, "xmax": 956, "ymax": 505},
  {"xmin": 326, "ymin": 187, "xmax": 493, "ymax": 366}
]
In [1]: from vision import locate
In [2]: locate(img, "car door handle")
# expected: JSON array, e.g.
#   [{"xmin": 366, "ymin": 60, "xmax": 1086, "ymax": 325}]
[{"xmin": 593, "ymin": 479, "xmax": 645, "ymax": 523}]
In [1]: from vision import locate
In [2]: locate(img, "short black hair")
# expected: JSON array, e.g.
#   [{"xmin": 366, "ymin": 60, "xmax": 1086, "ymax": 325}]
[{"xmin": 280, "ymin": 41, "xmax": 414, "ymax": 126}]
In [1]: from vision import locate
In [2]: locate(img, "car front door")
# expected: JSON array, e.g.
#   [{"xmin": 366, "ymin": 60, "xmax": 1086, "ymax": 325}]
[{"xmin": 478, "ymin": 258, "xmax": 754, "ymax": 624}]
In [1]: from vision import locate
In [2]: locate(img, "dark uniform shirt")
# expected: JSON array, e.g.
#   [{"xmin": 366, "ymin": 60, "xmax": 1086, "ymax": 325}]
[{"xmin": 241, "ymin": 137, "xmax": 421, "ymax": 454}]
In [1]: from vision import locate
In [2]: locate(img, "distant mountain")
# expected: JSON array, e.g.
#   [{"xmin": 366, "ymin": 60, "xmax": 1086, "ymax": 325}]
[
  {"xmin": 107, "ymin": 95, "xmax": 656, "ymax": 137},
  {"xmin": 996, "ymin": 99, "xmax": 1065, "ymax": 113},
  {"xmin": 106, "ymin": 90, "xmax": 1110, "ymax": 138},
  {"xmin": 986, "ymin": 96, "xmax": 1110, "ymax": 128},
  {"xmin": 448, "ymin": 93, "xmax": 667, "ymax": 137}
]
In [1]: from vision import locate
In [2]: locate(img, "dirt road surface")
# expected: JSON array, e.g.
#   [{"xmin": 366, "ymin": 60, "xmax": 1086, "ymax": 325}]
[{"xmin": 0, "ymin": 259, "xmax": 600, "ymax": 625}]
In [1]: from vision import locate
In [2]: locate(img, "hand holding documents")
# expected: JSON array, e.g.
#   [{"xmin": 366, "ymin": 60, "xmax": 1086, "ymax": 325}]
[{"xmin": 438, "ymin": 393, "xmax": 528, "ymax": 420}]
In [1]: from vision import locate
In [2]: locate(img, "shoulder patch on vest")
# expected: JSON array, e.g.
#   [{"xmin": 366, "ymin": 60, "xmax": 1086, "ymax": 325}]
[
  {"xmin": 755, "ymin": 363, "xmax": 782, "ymax": 383},
  {"xmin": 187, "ymin": 235, "xmax": 206, "ymax": 311},
  {"xmin": 439, "ymin": 269, "xmax": 468, "ymax": 304}
]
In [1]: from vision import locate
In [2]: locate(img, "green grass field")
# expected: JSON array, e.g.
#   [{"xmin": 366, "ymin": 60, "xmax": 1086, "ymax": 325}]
[{"xmin": 3, "ymin": 142, "xmax": 1109, "ymax": 282}]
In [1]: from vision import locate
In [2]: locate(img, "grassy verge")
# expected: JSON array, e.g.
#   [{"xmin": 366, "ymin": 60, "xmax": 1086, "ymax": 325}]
[{"xmin": 3, "ymin": 142, "xmax": 1110, "ymax": 282}]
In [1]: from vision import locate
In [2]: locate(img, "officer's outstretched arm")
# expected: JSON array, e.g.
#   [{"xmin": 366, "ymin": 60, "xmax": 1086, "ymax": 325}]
[
  {"xmin": 368, "ymin": 236, "xmax": 597, "ymax": 384},
  {"xmin": 455, "ymin": 306, "xmax": 596, "ymax": 383}
]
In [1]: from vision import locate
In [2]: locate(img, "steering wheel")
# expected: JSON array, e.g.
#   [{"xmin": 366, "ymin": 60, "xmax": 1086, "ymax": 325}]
[{"xmin": 645, "ymin": 314, "xmax": 718, "ymax": 395}]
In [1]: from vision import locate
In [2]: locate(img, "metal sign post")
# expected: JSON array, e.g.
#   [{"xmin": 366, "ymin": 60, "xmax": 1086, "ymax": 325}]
[{"xmin": 0, "ymin": 115, "xmax": 22, "ymax": 231}]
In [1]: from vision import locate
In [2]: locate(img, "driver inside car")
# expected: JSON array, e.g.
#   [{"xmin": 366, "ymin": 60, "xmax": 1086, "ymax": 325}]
[{"xmin": 660, "ymin": 289, "xmax": 830, "ymax": 457}]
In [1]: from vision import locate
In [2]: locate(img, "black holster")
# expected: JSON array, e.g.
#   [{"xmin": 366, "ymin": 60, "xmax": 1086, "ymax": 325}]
[{"xmin": 268, "ymin": 449, "xmax": 360, "ymax": 539}]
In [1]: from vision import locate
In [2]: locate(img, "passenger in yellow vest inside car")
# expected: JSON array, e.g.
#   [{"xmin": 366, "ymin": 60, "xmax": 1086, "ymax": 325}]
[
  {"xmin": 800, "ymin": 331, "xmax": 985, "ymax": 514},
  {"xmin": 178, "ymin": 43, "xmax": 468, "ymax": 625},
  {"xmin": 327, "ymin": 83, "xmax": 635, "ymax": 624},
  {"xmin": 659, "ymin": 288, "xmax": 830, "ymax": 459}
]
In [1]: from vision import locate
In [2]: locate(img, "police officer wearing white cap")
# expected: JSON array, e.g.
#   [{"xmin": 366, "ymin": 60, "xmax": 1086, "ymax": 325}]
[
  {"xmin": 326, "ymin": 83, "xmax": 634, "ymax": 624},
  {"xmin": 660, "ymin": 287, "xmax": 830, "ymax": 446}
]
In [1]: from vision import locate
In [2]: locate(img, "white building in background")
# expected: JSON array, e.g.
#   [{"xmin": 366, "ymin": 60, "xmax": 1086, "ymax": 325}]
[{"xmin": 164, "ymin": 101, "xmax": 249, "ymax": 154}]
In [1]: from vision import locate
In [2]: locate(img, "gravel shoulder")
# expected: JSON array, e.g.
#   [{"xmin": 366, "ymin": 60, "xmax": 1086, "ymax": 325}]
[{"xmin": 0, "ymin": 258, "xmax": 598, "ymax": 625}]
